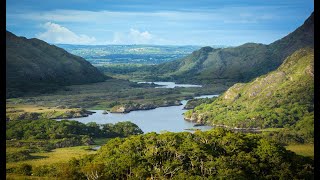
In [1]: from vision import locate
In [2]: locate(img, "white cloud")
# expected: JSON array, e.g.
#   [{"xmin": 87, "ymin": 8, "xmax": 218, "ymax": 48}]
[
  {"xmin": 7, "ymin": 6, "xmax": 300, "ymax": 45},
  {"xmin": 10, "ymin": 8, "xmax": 279, "ymax": 24},
  {"xmin": 36, "ymin": 22, "xmax": 96, "ymax": 44},
  {"xmin": 110, "ymin": 28, "xmax": 154, "ymax": 44},
  {"xmin": 129, "ymin": 28, "xmax": 152, "ymax": 43}
]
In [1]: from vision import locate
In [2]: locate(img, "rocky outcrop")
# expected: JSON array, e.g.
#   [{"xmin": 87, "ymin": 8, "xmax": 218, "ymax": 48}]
[
  {"xmin": 110, "ymin": 100, "xmax": 182, "ymax": 113},
  {"xmin": 110, "ymin": 103, "xmax": 157, "ymax": 113},
  {"xmin": 184, "ymin": 112, "xmax": 207, "ymax": 124},
  {"xmin": 223, "ymin": 83, "xmax": 244, "ymax": 101}
]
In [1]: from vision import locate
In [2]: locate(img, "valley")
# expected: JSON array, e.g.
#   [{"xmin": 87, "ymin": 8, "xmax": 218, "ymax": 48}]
[
  {"xmin": 6, "ymin": 79, "xmax": 226, "ymax": 120},
  {"xmin": 5, "ymin": 6, "xmax": 314, "ymax": 179},
  {"xmin": 56, "ymin": 44, "xmax": 203, "ymax": 65}
]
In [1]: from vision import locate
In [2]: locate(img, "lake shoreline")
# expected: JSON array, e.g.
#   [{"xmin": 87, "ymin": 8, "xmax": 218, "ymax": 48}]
[
  {"xmin": 103, "ymin": 93, "xmax": 219, "ymax": 113},
  {"xmin": 62, "ymin": 93, "xmax": 219, "ymax": 133}
]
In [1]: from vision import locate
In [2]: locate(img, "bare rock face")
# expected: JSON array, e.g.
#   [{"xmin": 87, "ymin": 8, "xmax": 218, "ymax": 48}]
[
  {"xmin": 223, "ymin": 83, "xmax": 244, "ymax": 101},
  {"xmin": 184, "ymin": 112, "xmax": 206, "ymax": 124},
  {"xmin": 246, "ymin": 71, "xmax": 286, "ymax": 99},
  {"xmin": 305, "ymin": 64, "xmax": 314, "ymax": 77},
  {"xmin": 111, "ymin": 106, "xmax": 128, "ymax": 113}
]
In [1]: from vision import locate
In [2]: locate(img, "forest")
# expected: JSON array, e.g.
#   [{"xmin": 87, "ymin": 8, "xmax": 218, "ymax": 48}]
[
  {"xmin": 6, "ymin": 120, "xmax": 143, "ymax": 163},
  {"xmin": 7, "ymin": 128, "xmax": 314, "ymax": 179}
]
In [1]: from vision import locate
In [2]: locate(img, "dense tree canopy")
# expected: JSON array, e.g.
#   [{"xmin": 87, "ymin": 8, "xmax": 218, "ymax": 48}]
[
  {"xmin": 6, "ymin": 119, "xmax": 143, "ymax": 141},
  {"xmin": 27, "ymin": 129, "xmax": 313, "ymax": 179}
]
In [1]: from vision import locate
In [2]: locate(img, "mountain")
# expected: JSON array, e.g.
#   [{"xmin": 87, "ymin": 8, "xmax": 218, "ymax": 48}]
[
  {"xmin": 6, "ymin": 31, "xmax": 108, "ymax": 98},
  {"xmin": 152, "ymin": 12, "xmax": 314, "ymax": 84},
  {"xmin": 184, "ymin": 48, "xmax": 314, "ymax": 130}
]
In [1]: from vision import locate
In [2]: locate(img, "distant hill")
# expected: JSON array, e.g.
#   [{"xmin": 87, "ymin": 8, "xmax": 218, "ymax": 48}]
[
  {"xmin": 185, "ymin": 48, "xmax": 314, "ymax": 130},
  {"xmin": 6, "ymin": 31, "xmax": 108, "ymax": 98},
  {"xmin": 152, "ymin": 12, "xmax": 314, "ymax": 84},
  {"xmin": 56, "ymin": 44, "xmax": 202, "ymax": 65}
]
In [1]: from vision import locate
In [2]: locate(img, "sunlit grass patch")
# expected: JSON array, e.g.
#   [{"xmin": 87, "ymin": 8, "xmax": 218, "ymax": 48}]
[
  {"xmin": 286, "ymin": 144, "xmax": 314, "ymax": 157},
  {"xmin": 6, "ymin": 104, "xmax": 71, "ymax": 113},
  {"xmin": 6, "ymin": 146, "xmax": 96, "ymax": 169}
]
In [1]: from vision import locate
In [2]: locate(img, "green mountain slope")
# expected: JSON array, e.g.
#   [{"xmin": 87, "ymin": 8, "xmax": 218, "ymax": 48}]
[
  {"xmin": 185, "ymin": 48, "xmax": 314, "ymax": 129},
  {"xmin": 6, "ymin": 31, "xmax": 108, "ymax": 98},
  {"xmin": 153, "ymin": 12, "xmax": 313, "ymax": 84}
]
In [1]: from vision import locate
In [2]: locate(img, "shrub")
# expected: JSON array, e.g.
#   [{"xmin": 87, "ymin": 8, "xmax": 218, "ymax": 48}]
[
  {"xmin": 6, "ymin": 150, "xmax": 32, "ymax": 162},
  {"xmin": 14, "ymin": 163, "xmax": 32, "ymax": 176}
]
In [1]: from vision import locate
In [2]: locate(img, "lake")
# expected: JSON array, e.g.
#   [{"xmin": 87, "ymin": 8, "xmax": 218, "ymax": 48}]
[
  {"xmin": 68, "ymin": 94, "xmax": 218, "ymax": 133},
  {"xmin": 137, "ymin": 81, "xmax": 202, "ymax": 88}
]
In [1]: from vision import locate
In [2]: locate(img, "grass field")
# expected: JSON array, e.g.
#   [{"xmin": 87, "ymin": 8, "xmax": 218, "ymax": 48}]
[
  {"xmin": 6, "ymin": 102, "xmax": 90, "ymax": 121},
  {"xmin": 6, "ymin": 146, "xmax": 96, "ymax": 169},
  {"xmin": 6, "ymin": 104, "xmax": 73, "ymax": 113},
  {"xmin": 6, "ymin": 137, "xmax": 109, "ymax": 166},
  {"xmin": 285, "ymin": 144, "xmax": 314, "ymax": 157},
  {"xmin": 7, "ymin": 146, "xmax": 97, "ymax": 179}
]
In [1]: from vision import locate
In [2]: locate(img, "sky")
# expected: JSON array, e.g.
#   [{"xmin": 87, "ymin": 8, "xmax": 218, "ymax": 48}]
[{"xmin": 6, "ymin": 0, "xmax": 314, "ymax": 46}]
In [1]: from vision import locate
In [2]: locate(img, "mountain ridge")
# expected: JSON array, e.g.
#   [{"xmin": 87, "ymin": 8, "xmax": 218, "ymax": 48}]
[
  {"xmin": 6, "ymin": 31, "xmax": 108, "ymax": 98},
  {"xmin": 151, "ymin": 12, "xmax": 314, "ymax": 84}
]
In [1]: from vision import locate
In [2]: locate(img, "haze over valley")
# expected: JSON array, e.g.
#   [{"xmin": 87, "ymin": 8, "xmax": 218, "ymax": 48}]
[{"xmin": 56, "ymin": 44, "xmax": 203, "ymax": 65}]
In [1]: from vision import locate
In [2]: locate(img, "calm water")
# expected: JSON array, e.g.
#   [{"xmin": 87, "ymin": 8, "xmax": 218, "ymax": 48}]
[
  {"xmin": 69, "ymin": 94, "xmax": 218, "ymax": 133},
  {"xmin": 137, "ymin": 81, "xmax": 202, "ymax": 88}
]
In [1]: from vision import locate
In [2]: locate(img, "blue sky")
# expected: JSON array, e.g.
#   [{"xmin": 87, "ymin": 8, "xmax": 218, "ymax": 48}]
[{"xmin": 6, "ymin": 0, "xmax": 313, "ymax": 46}]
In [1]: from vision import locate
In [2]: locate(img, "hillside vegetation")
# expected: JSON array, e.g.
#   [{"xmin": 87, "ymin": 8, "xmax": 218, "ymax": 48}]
[
  {"xmin": 6, "ymin": 31, "xmax": 108, "ymax": 98},
  {"xmin": 185, "ymin": 48, "xmax": 313, "ymax": 142}
]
